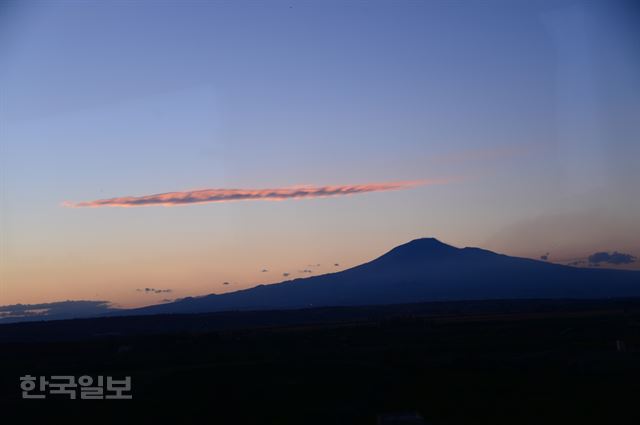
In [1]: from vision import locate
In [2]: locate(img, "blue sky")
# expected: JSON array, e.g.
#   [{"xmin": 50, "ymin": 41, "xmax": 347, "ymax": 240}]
[{"xmin": 1, "ymin": 0, "xmax": 639, "ymax": 307}]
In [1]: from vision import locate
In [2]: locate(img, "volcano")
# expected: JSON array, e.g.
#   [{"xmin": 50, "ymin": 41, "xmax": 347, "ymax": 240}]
[{"xmin": 128, "ymin": 238, "xmax": 640, "ymax": 315}]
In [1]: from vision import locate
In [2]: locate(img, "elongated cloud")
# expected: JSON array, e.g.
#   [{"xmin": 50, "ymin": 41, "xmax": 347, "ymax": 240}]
[{"xmin": 63, "ymin": 180, "xmax": 436, "ymax": 208}]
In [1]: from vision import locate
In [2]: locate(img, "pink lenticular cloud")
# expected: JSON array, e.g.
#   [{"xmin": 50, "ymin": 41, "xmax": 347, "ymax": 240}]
[{"xmin": 63, "ymin": 180, "xmax": 438, "ymax": 208}]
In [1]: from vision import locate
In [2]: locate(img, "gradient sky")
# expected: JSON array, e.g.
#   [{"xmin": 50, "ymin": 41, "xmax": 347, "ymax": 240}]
[{"xmin": 1, "ymin": 0, "xmax": 639, "ymax": 308}]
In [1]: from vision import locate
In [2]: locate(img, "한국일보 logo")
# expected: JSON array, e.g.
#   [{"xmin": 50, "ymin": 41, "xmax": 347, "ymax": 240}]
[{"xmin": 20, "ymin": 375, "xmax": 132, "ymax": 399}]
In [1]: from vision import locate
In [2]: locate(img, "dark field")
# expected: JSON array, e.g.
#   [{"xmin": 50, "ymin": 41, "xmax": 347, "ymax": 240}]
[{"xmin": 1, "ymin": 299, "xmax": 639, "ymax": 424}]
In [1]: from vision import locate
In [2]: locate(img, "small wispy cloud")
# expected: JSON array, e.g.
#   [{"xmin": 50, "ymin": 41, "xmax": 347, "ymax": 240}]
[
  {"xmin": 136, "ymin": 287, "xmax": 172, "ymax": 294},
  {"xmin": 62, "ymin": 180, "xmax": 439, "ymax": 208}
]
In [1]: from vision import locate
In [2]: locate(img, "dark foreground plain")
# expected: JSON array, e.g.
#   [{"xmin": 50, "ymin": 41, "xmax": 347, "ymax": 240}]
[{"xmin": 1, "ymin": 298, "xmax": 639, "ymax": 424}]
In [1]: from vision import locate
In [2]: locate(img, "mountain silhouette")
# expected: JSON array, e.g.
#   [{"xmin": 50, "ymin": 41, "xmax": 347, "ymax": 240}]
[{"xmin": 127, "ymin": 238, "xmax": 640, "ymax": 315}]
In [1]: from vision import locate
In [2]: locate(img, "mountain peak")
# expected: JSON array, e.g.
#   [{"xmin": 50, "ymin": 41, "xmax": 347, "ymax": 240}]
[
  {"xmin": 398, "ymin": 237, "xmax": 457, "ymax": 250},
  {"xmin": 404, "ymin": 237, "xmax": 452, "ymax": 247},
  {"xmin": 378, "ymin": 238, "xmax": 458, "ymax": 262}
]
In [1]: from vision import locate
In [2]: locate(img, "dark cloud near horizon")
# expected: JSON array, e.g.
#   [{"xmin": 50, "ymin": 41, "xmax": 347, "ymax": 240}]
[
  {"xmin": 0, "ymin": 300, "xmax": 115, "ymax": 323},
  {"xmin": 588, "ymin": 251, "xmax": 636, "ymax": 265},
  {"xmin": 540, "ymin": 252, "xmax": 550, "ymax": 261}
]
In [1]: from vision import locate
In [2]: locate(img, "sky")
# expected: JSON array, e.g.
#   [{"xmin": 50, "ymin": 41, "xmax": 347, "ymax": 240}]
[{"xmin": 1, "ymin": 0, "xmax": 639, "ymax": 310}]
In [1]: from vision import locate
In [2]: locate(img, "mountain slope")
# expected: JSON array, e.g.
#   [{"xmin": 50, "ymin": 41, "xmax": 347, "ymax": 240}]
[{"xmin": 128, "ymin": 238, "xmax": 640, "ymax": 315}]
